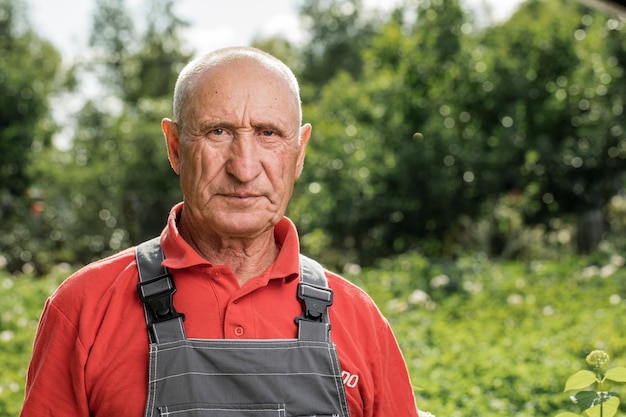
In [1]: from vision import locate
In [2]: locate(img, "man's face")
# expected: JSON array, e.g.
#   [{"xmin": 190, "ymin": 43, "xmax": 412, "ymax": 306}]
[{"xmin": 163, "ymin": 60, "xmax": 310, "ymax": 240}]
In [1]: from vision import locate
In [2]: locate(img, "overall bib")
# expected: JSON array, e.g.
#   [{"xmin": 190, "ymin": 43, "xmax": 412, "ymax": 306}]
[{"xmin": 135, "ymin": 238, "xmax": 351, "ymax": 417}]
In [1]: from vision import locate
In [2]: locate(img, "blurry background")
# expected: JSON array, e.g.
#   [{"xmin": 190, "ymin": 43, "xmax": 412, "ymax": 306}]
[
  {"xmin": 2, "ymin": 0, "xmax": 626, "ymax": 416},
  {"xmin": 27, "ymin": 0, "xmax": 521, "ymax": 59}
]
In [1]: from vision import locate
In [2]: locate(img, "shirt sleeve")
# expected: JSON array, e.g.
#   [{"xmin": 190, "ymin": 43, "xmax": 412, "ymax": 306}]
[
  {"xmin": 373, "ymin": 321, "xmax": 420, "ymax": 417},
  {"xmin": 20, "ymin": 298, "xmax": 90, "ymax": 417}
]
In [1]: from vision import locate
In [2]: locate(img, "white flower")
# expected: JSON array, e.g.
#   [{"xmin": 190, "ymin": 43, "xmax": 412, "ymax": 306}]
[
  {"xmin": 419, "ymin": 411, "xmax": 437, "ymax": 417},
  {"xmin": 430, "ymin": 274, "xmax": 450, "ymax": 288},
  {"xmin": 408, "ymin": 289, "xmax": 431, "ymax": 305}
]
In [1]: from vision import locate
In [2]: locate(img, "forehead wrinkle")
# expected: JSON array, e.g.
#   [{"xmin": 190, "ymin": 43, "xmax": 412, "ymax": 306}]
[
  {"xmin": 175, "ymin": 49, "xmax": 302, "ymax": 130},
  {"xmin": 190, "ymin": 75, "xmax": 298, "ymax": 138}
]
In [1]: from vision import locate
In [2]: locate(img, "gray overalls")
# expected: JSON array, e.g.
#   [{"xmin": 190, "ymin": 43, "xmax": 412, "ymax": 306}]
[{"xmin": 135, "ymin": 238, "xmax": 351, "ymax": 417}]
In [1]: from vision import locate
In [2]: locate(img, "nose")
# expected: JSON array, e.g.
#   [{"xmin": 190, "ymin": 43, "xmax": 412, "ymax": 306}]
[{"xmin": 225, "ymin": 133, "xmax": 262, "ymax": 183}]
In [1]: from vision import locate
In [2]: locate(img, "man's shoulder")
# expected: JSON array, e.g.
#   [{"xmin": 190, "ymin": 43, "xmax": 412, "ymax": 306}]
[
  {"xmin": 324, "ymin": 270, "xmax": 384, "ymax": 317},
  {"xmin": 325, "ymin": 270, "xmax": 370, "ymax": 298},
  {"xmin": 51, "ymin": 246, "xmax": 139, "ymax": 303}
]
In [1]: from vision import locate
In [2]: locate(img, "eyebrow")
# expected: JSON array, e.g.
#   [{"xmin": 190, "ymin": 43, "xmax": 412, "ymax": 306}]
[{"xmin": 197, "ymin": 120, "xmax": 290, "ymax": 137}]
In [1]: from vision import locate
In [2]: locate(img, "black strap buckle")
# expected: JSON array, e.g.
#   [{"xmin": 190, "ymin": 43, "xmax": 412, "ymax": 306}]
[
  {"xmin": 137, "ymin": 273, "xmax": 185, "ymax": 324},
  {"xmin": 296, "ymin": 282, "xmax": 333, "ymax": 323}
]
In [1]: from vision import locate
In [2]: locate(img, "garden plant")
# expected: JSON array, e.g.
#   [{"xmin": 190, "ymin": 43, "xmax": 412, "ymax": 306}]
[{"xmin": 557, "ymin": 350, "xmax": 626, "ymax": 417}]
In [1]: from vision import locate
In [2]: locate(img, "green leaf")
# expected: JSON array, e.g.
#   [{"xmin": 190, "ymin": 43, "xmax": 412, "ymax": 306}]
[
  {"xmin": 583, "ymin": 397, "xmax": 619, "ymax": 417},
  {"xmin": 605, "ymin": 367, "xmax": 626, "ymax": 383},
  {"xmin": 555, "ymin": 412, "xmax": 582, "ymax": 417},
  {"xmin": 574, "ymin": 391, "xmax": 602, "ymax": 411},
  {"xmin": 574, "ymin": 391, "xmax": 619, "ymax": 412},
  {"xmin": 565, "ymin": 371, "xmax": 598, "ymax": 392},
  {"xmin": 574, "ymin": 391, "xmax": 617, "ymax": 412}
]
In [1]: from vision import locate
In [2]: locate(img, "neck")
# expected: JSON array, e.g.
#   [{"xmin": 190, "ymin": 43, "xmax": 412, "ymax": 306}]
[{"xmin": 178, "ymin": 217, "xmax": 279, "ymax": 286}]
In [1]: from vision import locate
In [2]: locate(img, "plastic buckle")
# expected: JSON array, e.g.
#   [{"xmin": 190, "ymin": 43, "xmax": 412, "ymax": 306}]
[
  {"xmin": 296, "ymin": 282, "xmax": 333, "ymax": 322},
  {"xmin": 137, "ymin": 273, "xmax": 185, "ymax": 324}
]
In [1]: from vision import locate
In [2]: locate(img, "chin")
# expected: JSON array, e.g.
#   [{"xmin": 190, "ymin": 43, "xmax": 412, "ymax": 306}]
[{"xmin": 217, "ymin": 216, "xmax": 274, "ymax": 236}]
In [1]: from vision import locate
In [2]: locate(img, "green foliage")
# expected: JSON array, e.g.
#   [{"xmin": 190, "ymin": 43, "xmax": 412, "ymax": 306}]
[
  {"xmin": 298, "ymin": 0, "xmax": 378, "ymax": 88},
  {"xmin": 2, "ymin": 0, "xmax": 189, "ymax": 273},
  {"xmin": 345, "ymin": 247, "xmax": 626, "ymax": 417},
  {"xmin": 293, "ymin": 0, "xmax": 475, "ymax": 263},
  {"xmin": 26, "ymin": 99, "xmax": 181, "ymax": 267},
  {"xmin": 477, "ymin": 0, "xmax": 625, "ymax": 225},
  {"xmin": 290, "ymin": 0, "xmax": 626, "ymax": 264},
  {"xmin": 0, "ymin": 266, "xmax": 68, "ymax": 416},
  {"xmin": 0, "ymin": 0, "xmax": 62, "ymax": 273}
]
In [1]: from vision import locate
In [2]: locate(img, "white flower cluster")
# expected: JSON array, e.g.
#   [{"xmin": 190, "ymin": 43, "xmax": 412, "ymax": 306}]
[{"xmin": 419, "ymin": 411, "xmax": 437, "ymax": 417}]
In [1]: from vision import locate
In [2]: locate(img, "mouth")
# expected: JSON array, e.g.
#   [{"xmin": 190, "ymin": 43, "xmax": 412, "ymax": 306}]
[
  {"xmin": 218, "ymin": 193, "xmax": 264, "ymax": 205},
  {"xmin": 224, "ymin": 193, "xmax": 259, "ymax": 199}
]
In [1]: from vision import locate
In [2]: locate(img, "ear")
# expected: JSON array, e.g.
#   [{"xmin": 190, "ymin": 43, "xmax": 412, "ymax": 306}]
[
  {"xmin": 295, "ymin": 123, "xmax": 312, "ymax": 179},
  {"xmin": 162, "ymin": 118, "xmax": 181, "ymax": 175}
]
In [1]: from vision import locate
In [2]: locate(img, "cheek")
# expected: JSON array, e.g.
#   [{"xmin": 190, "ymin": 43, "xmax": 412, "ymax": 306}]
[
  {"xmin": 271, "ymin": 158, "xmax": 299, "ymax": 196},
  {"xmin": 177, "ymin": 147, "xmax": 204, "ymax": 187},
  {"xmin": 179, "ymin": 146, "xmax": 227, "ymax": 190}
]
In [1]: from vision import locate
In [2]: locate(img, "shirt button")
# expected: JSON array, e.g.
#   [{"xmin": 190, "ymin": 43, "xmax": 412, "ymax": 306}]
[{"xmin": 234, "ymin": 326, "xmax": 245, "ymax": 337}]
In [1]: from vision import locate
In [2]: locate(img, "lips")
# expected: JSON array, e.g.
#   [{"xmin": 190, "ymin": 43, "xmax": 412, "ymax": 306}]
[
  {"xmin": 223, "ymin": 193, "xmax": 259, "ymax": 199},
  {"xmin": 218, "ymin": 193, "xmax": 265, "ymax": 206}
]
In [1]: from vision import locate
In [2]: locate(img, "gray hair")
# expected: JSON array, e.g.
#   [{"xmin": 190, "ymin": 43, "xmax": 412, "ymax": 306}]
[{"xmin": 172, "ymin": 47, "xmax": 302, "ymax": 129}]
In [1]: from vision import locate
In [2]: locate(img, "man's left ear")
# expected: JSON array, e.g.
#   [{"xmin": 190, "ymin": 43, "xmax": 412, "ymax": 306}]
[{"xmin": 296, "ymin": 123, "xmax": 312, "ymax": 178}]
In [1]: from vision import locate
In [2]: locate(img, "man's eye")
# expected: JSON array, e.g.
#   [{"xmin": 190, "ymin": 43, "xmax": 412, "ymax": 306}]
[
  {"xmin": 261, "ymin": 130, "xmax": 275, "ymax": 137},
  {"xmin": 202, "ymin": 127, "xmax": 231, "ymax": 142}
]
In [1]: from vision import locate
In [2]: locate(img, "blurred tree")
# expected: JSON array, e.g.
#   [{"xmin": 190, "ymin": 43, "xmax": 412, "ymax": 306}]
[
  {"xmin": 0, "ymin": 0, "xmax": 62, "ymax": 272},
  {"xmin": 292, "ymin": 0, "xmax": 473, "ymax": 264},
  {"xmin": 29, "ymin": 102, "xmax": 128, "ymax": 264},
  {"xmin": 78, "ymin": 0, "xmax": 189, "ymax": 247},
  {"xmin": 297, "ymin": 0, "xmax": 378, "ymax": 91},
  {"xmin": 87, "ymin": 0, "xmax": 190, "ymax": 102},
  {"xmin": 88, "ymin": 0, "xmax": 135, "ymax": 95},
  {"xmin": 0, "ymin": 0, "xmax": 60, "ymax": 200},
  {"xmin": 25, "ymin": 0, "xmax": 189, "ymax": 268},
  {"xmin": 475, "ymin": 0, "xmax": 626, "ymax": 253},
  {"xmin": 123, "ymin": 0, "xmax": 191, "ymax": 103},
  {"xmin": 115, "ymin": 0, "xmax": 190, "ymax": 243},
  {"xmin": 567, "ymin": 8, "xmax": 626, "ymax": 252},
  {"xmin": 293, "ymin": 0, "xmax": 626, "ymax": 263}
]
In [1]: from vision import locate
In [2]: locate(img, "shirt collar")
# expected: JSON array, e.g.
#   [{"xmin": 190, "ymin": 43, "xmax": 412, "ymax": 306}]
[{"xmin": 160, "ymin": 202, "xmax": 300, "ymax": 282}]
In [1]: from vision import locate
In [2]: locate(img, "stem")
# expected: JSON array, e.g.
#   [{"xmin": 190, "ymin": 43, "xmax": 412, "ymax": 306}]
[{"xmin": 597, "ymin": 370, "xmax": 604, "ymax": 417}]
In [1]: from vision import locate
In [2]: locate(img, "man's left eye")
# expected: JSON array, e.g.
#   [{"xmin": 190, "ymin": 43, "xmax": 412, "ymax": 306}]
[{"xmin": 261, "ymin": 130, "xmax": 274, "ymax": 137}]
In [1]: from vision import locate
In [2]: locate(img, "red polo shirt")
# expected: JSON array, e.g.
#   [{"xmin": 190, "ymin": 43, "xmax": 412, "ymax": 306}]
[{"xmin": 21, "ymin": 203, "xmax": 419, "ymax": 417}]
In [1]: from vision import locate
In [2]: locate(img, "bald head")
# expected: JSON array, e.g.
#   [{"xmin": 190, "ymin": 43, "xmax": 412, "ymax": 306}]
[{"xmin": 172, "ymin": 47, "xmax": 302, "ymax": 130}]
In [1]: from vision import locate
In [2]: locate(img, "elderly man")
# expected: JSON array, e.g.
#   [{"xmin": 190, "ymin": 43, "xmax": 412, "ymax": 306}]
[{"xmin": 21, "ymin": 47, "xmax": 420, "ymax": 417}]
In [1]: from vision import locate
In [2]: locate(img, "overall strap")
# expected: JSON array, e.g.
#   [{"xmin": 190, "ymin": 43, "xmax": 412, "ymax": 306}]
[
  {"xmin": 136, "ymin": 237, "xmax": 186, "ymax": 343},
  {"xmin": 135, "ymin": 238, "xmax": 333, "ymax": 343},
  {"xmin": 296, "ymin": 255, "xmax": 334, "ymax": 342}
]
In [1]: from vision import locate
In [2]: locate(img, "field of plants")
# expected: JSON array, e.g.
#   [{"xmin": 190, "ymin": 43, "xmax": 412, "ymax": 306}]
[
  {"xmin": 354, "ymin": 248, "xmax": 626, "ymax": 417},
  {"xmin": 2, "ymin": 245, "xmax": 626, "ymax": 416}
]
